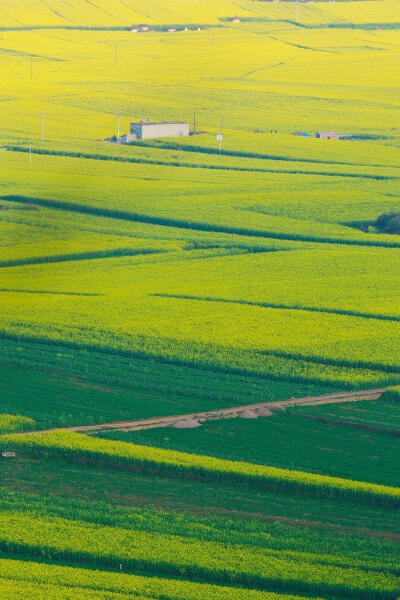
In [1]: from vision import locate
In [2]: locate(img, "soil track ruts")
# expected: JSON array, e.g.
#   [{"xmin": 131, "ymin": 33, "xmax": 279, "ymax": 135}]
[{"xmin": 13, "ymin": 387, "xmax": 387, "ymax": 436}]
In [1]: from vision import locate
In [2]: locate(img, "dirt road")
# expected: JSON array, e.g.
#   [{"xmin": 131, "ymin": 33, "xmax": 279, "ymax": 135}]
[{"xmin": 15, "ymin": 387, "xmax": 387, "ymax": 436}]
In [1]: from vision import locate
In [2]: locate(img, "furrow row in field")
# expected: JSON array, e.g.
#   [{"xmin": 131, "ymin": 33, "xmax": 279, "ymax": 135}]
[
  {"xmin": 0, "ymin": 288, "xmax": 101, "ymax": 296},
  {"xmin": 0, "ymin": 507, "xmax": 398, "ymax": 598},
  {"xmin": 0, "ymin": 557, "xmax": 363, "ymax": 600},
  {"xmin": 0, "ymin": 248, "xmax": 168, "ymax": 268},
  {"xmin": 151, "ymin": 293, "xmax": 400, "ymax": 323},
  {"xmin": 7, "ymin": 147, "xmax": 397, "ymax": 181},
  {"xmin": 4, "ymin": 195, "xmax": 400, "ymax": 249},
  {"xmin": 120, "ymin": 139, "xmax": 399, "ymax": 170},
  {"xmin": 3, "ymin": 431, "xmax": 400, "ymax": 508},
  {"xmin": 2, "ymin": 328, "xmax": 400, "ymax": 390}
]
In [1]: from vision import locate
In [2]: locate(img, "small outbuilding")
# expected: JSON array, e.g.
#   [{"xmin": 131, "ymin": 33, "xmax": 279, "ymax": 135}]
[
  {"xmin": 315, "ymin": 131, "xmax": 339, "ymax": 140},
  {"xmin": 119, "ymin": 133, "xmax": 137, "ymax": 144},
  {"xmin": 232, "ymin": 16, "xmax": 241, "ymax": 23},
  {"xmin": 130, "ymin": 120, "xmax": 190, "ymax": 140}
]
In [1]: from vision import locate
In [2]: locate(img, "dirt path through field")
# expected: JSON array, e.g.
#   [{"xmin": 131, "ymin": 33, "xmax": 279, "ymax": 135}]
[{"xmin": 14, "ymin": 387, "xmax": 387, "ymax": 436}]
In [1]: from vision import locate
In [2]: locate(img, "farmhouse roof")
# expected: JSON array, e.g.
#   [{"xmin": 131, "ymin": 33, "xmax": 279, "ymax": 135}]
[{"xmin": 132, "ymin": 121, "xmax": 189, "ymax": 126}]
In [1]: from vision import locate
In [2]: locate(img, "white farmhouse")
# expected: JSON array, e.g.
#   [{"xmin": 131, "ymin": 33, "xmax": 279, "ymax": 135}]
[{"xmin": 129, "ymin": 120, "xmax": 189, "ymax": 140}]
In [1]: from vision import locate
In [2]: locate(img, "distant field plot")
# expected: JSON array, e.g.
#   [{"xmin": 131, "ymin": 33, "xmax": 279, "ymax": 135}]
[
  {"xmin": 293, "ymin": 396, "xmax": 400, "ymax": 430},
  {"xmin": 4, "ymin": 431, "xmax": 399, "ymax": 508},
  {"xmin": 2, "ymin": 455, "xmax": 399, "ymax": 534},
  {"xmin": 0, "ymin": 347, "xmax": 334, "ymax": 428},
  {"xmin": 0, "ymin": 486, "xmax": 399, "ymax": 600}
]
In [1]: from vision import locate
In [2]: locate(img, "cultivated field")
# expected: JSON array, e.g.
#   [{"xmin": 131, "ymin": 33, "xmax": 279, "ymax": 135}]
[{"xmin": 0, "ymin": 0, "xmax": 400, "ymax": 598}]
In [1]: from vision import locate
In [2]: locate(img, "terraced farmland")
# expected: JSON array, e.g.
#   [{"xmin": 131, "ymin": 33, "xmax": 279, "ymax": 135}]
[{"xmin": 1, "ymin": 0, "xmax": 399, "ymax": 598}]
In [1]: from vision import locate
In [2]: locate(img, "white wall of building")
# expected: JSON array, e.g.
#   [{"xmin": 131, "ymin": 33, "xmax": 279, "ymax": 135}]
[{"xmin": 130, "ymin": 122, "xmax": 189, "ymax": 139}]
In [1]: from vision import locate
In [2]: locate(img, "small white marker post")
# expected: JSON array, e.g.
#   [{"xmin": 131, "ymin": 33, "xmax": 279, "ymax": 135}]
[
  {"xmin": 29, "ymin": 146, "xmax": 32, "ymax": 162},
  {"xmin": 217, "ymin": 133, "xmax": 223, "ymax": 154}
]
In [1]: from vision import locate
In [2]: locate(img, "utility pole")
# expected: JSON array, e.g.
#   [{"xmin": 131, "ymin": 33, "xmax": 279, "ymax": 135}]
[
  {"xmin": 115, "ymin": 110, "xmax": 122, "ymax": 143},
  {"xmin": 297, "ymin": 0, "xmax": 300, "ymax": 24},
  {"xmin": 29, "ymin": 146, "xmax": 32, "ymax": 162},
  {"xmin": 9, "ymin": 0, "xmax": 12, "ymax": 19},
  {"xmin": 193, "ymin": 111, "xmax": 196, "ymax": 133},
  {"xmin": 211, "ymin": 27, "xmax": 214, "ymax": 47},
  {"xmin": 149, "ymin": 0, "xmax": 151, "ymax": 18},
  {"xmin": 40, "ymin": 114, "xmax": 46, "ymax": 143}
]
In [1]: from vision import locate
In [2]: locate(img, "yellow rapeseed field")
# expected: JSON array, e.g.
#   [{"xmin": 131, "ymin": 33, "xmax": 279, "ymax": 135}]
[{"xmin": 1, "ymin": 0, "xmax": 400, "ymax": 389}]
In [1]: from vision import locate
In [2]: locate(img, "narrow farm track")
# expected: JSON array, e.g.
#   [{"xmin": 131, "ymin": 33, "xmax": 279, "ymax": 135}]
[{"xmin": 14, "ymin": 387, "xmax": 387, "ymax": 436}]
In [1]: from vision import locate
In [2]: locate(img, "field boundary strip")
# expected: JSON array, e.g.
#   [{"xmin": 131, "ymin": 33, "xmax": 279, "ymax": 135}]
[
  {"xmin": 123, "ymin": 140, "xmax": 398, "ymax": 169},
  {"xmin": 4, "ymin": 195, "xmax": 400, "ymax": 249},
  {"xmin": 151, "ymin": 294, "xmax": 400, "ymax": 323},
  {"xmin": 6, "ymin": 388, "xmax": 386, "ymax": 436},
  {"xmin": 1, "ymin": 328, "xmax": 400, "ymax": 388},
  {"xmin": 0, "ymin": 24, "xmax": 220, "ymax": 32},
  {"xmin": 0, "ymin": 289, "xmax": 102, "ymax": 296},
  {"xmin": 0, "ymin": 248, "xmax": 168, "ymax": 269},
  {"xmin": 7, "ymin": 146, "xmax": 397, "ymax": 181}
]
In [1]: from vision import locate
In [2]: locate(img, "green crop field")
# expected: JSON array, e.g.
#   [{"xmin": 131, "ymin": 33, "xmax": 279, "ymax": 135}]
[
  {"xmin": 1, "ymin": 0, "xmax": 400, "ymax": 598},
  {"xmin": 97, "ymin": 398, "xmax": 400, "ymax": 486}
]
